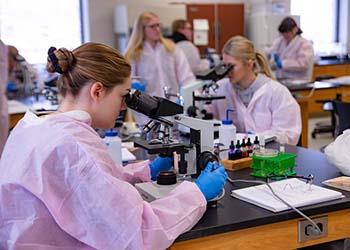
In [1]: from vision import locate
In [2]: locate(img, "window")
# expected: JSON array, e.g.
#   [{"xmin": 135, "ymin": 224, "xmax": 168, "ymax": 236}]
[
  {"xmin": 291, "ymin": 0, "xmax": 340, "ymax": 54},
  {"xmin": 0, "ymin": 0, "xmax": 83, "ymax": 64}
]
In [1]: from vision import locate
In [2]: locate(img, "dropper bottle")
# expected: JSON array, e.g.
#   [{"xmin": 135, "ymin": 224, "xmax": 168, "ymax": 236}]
[
  {"xmin": 228, "ymin": 140, "xmax": 235, "ymax": 160},
  {"xmin": 235, "ymin": 140, "xmax": 242, "ymax": 159}
]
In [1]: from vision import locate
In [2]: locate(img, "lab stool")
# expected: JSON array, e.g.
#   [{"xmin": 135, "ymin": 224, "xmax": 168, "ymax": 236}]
[{"xmin": 311, "ymin": 100, "xmax": 336, "ymax": 138}]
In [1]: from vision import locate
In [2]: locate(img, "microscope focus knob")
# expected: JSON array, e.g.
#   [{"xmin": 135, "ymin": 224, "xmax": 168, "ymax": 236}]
[
  {"xmin": 187, "ymin": 106, "xmax": 199, "ymax": 117},
  {"xmin": 197, "ymin": 151, "xmax": 219, "ymax": 172},
  {"xmin": 157, "ymin": 171, "xmax": 177, "ymax": 185}
]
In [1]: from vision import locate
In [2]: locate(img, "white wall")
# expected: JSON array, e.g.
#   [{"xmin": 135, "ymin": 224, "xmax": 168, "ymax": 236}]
[
  {"xmin": 86, "ymin": 0, "xmax": 291, "ymax": 47},
  {"xmin": 339, "ymin": 0, "xmax": 350, "ymax": 53}
]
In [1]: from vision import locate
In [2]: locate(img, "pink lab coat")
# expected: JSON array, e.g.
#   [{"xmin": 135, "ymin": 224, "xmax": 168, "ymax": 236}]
[
  {"xmin": 0, "ymin": 41, "xmax": 8, "ymax": 156},
  {"xmin": 210, "ymin": 74, "xmax": 301, "ymax": 145},
  {"xmin": 130, "ymin": 41, "xmax": 195, "ymax": 125},
  {"xmin": 0, "ymin": 110, "xmax": 206, "ymax": 250},
  {"xmin": 268, "ymin": 35, "xmax": 314, "ymax": 81}
]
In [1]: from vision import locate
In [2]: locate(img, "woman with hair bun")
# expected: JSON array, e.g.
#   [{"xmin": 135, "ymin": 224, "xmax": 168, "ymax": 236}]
[
  {"xmin": 210, "ymin": 36, "xmax": 301, "ymax": 145},
  {"xmin": 0, "ymin": 43, "xmax": 226, "ymax": 249},
  {"xmin": 266, "ymin": 17, "xmax": 314, "ymax": 81}
]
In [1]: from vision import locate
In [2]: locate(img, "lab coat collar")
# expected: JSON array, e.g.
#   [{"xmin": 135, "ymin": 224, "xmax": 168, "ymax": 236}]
[
  {"xmin": 281, "ymin": 35, "xmax": 301, "ymax": 57},
  {"xmin": 246, "ymin": 74, "xmax": 270, "ymax": 108},
  {"xmin": 231, "ymin": 74, "xmax": 270, "ymax": 111},
  {"xmin": 144, "ymin": 40, "xmax": 161, "ymax": 52},
  {"xmin": 60, "ymin": 110, "xmax": 92, "ymax": 125}
]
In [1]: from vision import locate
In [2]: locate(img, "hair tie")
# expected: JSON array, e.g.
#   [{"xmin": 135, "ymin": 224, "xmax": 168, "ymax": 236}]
[{"xmin": 47, "ymin": 47, "xmax": 63, "ymax": 74}]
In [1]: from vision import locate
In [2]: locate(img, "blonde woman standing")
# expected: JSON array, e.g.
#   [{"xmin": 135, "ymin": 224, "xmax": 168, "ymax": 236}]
[
  {"xmin": 210, "ymin": 36, "xmax": 301, "ymax": 145},
  {"xmin": 125, "ymin": 12, "xmax": 195, "ymax": 124}
]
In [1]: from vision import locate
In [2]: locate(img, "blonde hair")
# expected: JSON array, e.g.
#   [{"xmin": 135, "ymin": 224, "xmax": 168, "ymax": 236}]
[
  {"xmin": 125, "ymin": 11, "xmax": 175, "ymax": 62},
  {"xmin": 222, "ymin": 36, "xmax": 273, "ymax": 79},
  {"xmin": 46, "ymin": 42, "xmax": 131, "ymax": 97}
]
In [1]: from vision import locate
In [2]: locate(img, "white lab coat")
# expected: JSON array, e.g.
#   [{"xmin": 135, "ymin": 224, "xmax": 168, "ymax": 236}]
[
  {"xmin": 130, "ymin": 41, "xmax": 195, "ymax": 125},
  {"xmin": 0, "ymin": 41, "xmax": 8, "ymax": 156},
  {"xmin": 325, "ymin": 130, "xmax": 350, "ymax": 176},
  {"xmin": 210, "ymin": 74, "xmax": 301, "ymax": 145},
  {"xmin": 0, "ymin": 110, "xmax": 206, "ymax": 250},
  {"xmin": 267, "ymin": 35, "xmax": 314, "ymax": 81},
  {"xmin": 176, "ymin": 41, "xmax": 209, "ymax": 74}
]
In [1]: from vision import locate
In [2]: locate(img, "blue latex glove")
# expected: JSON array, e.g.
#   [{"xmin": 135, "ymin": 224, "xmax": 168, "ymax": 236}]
[
  {"xmin": 273, "ymin": 54, "xmax": 283, "ymax": 69},
  {"xmin": 149, "ymin": 156, "xmax": 173, "ymax": 181},
  {"xmin": 195, "ymin": 162, "xmax": 228, "ymax": 201},
  {"xmin": 131, "ymin": 81, "xmax": 147, "ymax": 92}
]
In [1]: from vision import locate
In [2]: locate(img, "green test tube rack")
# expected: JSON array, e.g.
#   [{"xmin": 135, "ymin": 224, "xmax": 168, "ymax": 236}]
[{"xmin": 250, "ymin": 152, "xmax": 296, "ymax": 178}]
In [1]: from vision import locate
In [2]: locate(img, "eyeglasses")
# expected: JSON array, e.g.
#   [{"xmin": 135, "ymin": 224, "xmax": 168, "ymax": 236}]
[{"xmin": 144, "ymin": 23, "xmax": 161, "ymax": 29}]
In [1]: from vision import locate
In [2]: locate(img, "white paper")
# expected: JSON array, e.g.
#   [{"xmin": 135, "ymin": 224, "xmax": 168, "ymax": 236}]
[
  {"xmin": 231, "ymin": 178, "xmax": 343, "ymax": 213},
  {"xmin": 193, "ymin": 19, "xmax": 209, "ymax": 30},
  {"xmin": 194, "ymin": 30, "xmax": 208, "ymax": 46}
]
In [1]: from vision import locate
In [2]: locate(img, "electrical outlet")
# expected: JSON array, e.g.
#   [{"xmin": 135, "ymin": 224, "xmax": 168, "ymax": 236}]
[{"xmin": 298, "ymin": 216, "xmax": 328, "ymax": 242}]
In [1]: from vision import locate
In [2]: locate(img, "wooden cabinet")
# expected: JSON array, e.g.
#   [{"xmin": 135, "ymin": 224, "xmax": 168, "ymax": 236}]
[
  {"xmin": 293, "ymin": 88, "xmax": 338, "ymax": 114},
  {"xmin": 186, "ymin": 4, "xmax": 244, "ymax": 54},
  {"xmin": 313, "ymin": 64, "xmax": 350, "ymax": 80}
]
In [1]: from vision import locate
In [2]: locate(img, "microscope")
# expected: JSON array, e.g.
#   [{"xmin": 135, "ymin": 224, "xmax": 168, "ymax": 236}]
[
  {"xmin": 125, "ymin": 90, "xmax": 221, "ymax": 202},
  {"xmin": 181, "ymin": 62, "xmax": 233, "ymax": 120}
]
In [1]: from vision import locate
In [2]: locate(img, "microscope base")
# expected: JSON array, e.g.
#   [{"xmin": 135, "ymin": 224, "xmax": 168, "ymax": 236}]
[
  {"xmin": 135, "ymin": 180, "xmax": 221, "ymax": 207},
  {"xmin": 135, "ymin": 181, "xmax": 181, "ymax": 202}
]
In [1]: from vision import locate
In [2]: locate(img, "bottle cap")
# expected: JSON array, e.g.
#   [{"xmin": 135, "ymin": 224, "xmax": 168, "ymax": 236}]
[
  {"xmin": 254, "ymin": 136, "xmax": 259, "ymax": 144},
  {"xmin": 222, "ymin": 119, "xmax": 233, "ymax": 125},
  {"xmin": 222, "ymin": 108, "xmax": 234, "ymax": 125},
  {"xmin": 105, "ymin": 129, "xmax": 118, "ymax": 137},
  {"xmin": 229, "ymin": 141, "xmax": 235, "ymax": 150}
]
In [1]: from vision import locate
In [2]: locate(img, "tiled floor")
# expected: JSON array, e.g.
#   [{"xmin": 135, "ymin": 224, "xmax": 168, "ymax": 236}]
[{"xmin": 308, "ymin": 116, "xmax": 334, "ymax": 151}]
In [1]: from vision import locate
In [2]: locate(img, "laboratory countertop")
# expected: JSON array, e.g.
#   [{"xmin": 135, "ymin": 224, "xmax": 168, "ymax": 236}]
[
  {"xmin": 315, "ymin": 58, "xmax": 350, "ymax": 66},
  {"xmin": 175, "ymin": 143, "xmax": 350, "ymax": 242},
  {"xmin": 8, "ymin": 95, "xmax": 58, "ymax": 114},
  {"xmin": 283, "ymin": 81, "xmax": 341, "ymax": 91}
]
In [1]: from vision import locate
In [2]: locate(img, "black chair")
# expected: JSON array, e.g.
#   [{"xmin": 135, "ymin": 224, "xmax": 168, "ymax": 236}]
[
  {"xmin": 333, "ymin": 100, "xmax": 350, "ymax": 136},
  {"xmin": 311, "ymin": 76, "xmax": 338, "ymax": 138},
  {"xmin": 311, "ymin": 100, "xmax": 337, "ymax": 138},
  {"xmin": 320, "ymin": 100, "xmax": 350, "ymax": 153}
]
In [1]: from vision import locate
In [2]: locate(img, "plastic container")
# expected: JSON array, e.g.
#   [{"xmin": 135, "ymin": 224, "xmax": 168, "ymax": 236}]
[
  {"xmin": 219, "ymin": 109, "xmax": 236, "ymax": 150},
  {"xmin": 250, "ymin": 152, "xmax": 296, "ymax": 178},
  {"xmin": 103, "ymin": 129, "xmax": 122, "ymax": 165}
]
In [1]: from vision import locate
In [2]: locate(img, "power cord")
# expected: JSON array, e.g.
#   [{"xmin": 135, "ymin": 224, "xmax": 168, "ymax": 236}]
[{"xmin": 227, "ymin": 176, "xmax": 322, "ymax": 235}]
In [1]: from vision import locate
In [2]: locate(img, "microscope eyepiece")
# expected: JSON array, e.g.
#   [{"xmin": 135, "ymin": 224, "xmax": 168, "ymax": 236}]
[
  {"xmin": 195, "ymin": 62, "xmax": 233, "ymax": 82},
  {"xmin": 125, "ymin": 90, "xmax": 183, "ymax": 118}
]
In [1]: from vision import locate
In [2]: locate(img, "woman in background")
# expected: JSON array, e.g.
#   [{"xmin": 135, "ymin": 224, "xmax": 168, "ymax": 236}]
[
  {"xmin": 125, "ymin": 12, "xmax": 195, "ymax": 125},
  {"xmin": 170, "ymin": 19, "xmax": 209, "ymax": 74},
  {"xmin": 0, "ymin": 43, "xmax": 227, "ymax": 249},
  {"xmin": 210, "ymin": 36, "xmax": 301, "ymax": 145},
  {"xmin": 266, "ymin": 17, "xmax": 314, "ymax": 81}
]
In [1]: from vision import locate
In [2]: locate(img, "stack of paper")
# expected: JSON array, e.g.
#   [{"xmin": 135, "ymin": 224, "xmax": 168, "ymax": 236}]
[
  {"xmin": 323, "ymin": 176, "xmax": 350, "ymax": 192},
  {"xmin": 231, "ymin": 178, "xmax": 343, "ymax": 212}
]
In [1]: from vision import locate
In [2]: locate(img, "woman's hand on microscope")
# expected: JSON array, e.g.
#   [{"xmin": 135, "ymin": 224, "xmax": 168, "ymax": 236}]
[
  {"xmin": 149, "ymin": 156, "xmax": 173, "ymax": 181},
  {"xmin": 195, "ymin": 162, "xmax": 228, "ymax": 201}
]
